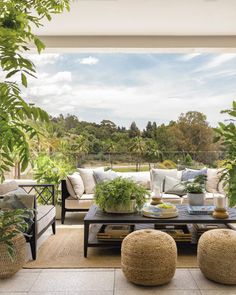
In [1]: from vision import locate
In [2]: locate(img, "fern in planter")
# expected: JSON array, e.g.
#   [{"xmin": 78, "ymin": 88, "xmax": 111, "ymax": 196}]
[
  {"xmin": 182, "ymin": 175, "xmax": 207, "ymax": 194},
  {"xmin": 94, "ymin": 177, "xmax": 149, "ymax": 212}
]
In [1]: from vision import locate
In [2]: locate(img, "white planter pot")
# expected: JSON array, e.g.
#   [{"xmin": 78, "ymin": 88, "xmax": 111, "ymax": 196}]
[
  {"xmin": 55, "ymin": 204, "xmax": 61, "ymax": 220},
  {"xmin": 187, "ymin": 193, "xmax": 205, "ymax": 206},
  {"xmin": 105, "ymin": 200, "xmax": 136, "ymax": 214}
]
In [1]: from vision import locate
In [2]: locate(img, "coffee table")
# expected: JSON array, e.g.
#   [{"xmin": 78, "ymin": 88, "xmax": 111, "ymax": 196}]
[{"xmin": 84, "ymin": 204, "xmax": 236, "ymax": 257}]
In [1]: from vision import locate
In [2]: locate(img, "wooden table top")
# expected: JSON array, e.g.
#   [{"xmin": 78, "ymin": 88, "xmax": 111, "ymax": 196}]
[{"xmin": 84, "ymin": 205, "xmax": 236, "ymax": 224}]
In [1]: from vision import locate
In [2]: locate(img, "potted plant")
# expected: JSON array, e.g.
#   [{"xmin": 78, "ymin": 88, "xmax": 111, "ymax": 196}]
[
  {"xmin": 215, "ymin": 101, "xmax": 236, "ymax": 207},
  {"xmin": 94, "ymin": 177, "xmax": 149, "ymax": 213},
  {"xmin": 182, "ymin": 175, "xmax": 207, "ymax": 206},
  {"xmin": 0, "ymin": 209, "xmax": 32, "ymax": 278}
]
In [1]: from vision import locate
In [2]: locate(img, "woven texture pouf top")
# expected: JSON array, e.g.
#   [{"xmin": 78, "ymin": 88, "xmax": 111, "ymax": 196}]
[
  {"xmin": 198, "ymin": 229, "xmax": 236, "ymax": 285},
  {"xmin": 121, "ymin": 229, "xmax": 177, "ymax": 286}
]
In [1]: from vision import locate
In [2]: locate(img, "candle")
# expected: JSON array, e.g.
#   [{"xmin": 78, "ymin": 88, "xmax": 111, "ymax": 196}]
[
  {"xmin": 153, "ymin": 186, "xmax": 161, "ymax": 197},
  {"xmin": 215, "ymin": 195, "xmax": 225, "ymax": 209}
]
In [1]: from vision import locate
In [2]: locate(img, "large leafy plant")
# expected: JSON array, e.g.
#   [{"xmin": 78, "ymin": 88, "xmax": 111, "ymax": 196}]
[
  {"xmin": 0, "ymin": 209, "xmax": 32, "ymax": 260},
  {"xmin": 0, "ymin": 0, "xmax": 70, "ymax": 182},
  {"xmin": 215, "ymin": 101, "xmax": 236, "ymax": 206},
  {"xmin": 33, "ymin": 153, "xmax": 74, "ymax": 204},
  {"xmin": 182, "ymin": 175, "xmax": 206, "ymax": 194},
  {"xmin": 94, "ymin": 177, "xmax": 149, "ymax": 211}
]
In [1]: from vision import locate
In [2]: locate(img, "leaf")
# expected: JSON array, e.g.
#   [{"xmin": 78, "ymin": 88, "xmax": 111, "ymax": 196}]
[
  {"xmin": 6, "ymin": 70, "xmax": 19, "ymax": 79},
  {"xmin": 21, "ymin": 73, "xmax": 27, "ymax": 87},
  {"xmin": 34, "ymin": 37, "xmax": 45, "ymax": 54}
]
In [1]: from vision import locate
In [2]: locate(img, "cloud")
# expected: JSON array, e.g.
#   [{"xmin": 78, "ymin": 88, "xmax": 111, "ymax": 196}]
[
  {"xmin": 21, "ymin": 53, "xmax": 236, "ymax": 128},
  {"xmin": 180, "ymin": 53, "xmax": 201, "ymax": 61},
  {"xmin": 77, "ymin": 56, "xmax": 99, "ymax": 65},
  {"xmin": 26, "ymin": 53, "xmax": 61, "ymax": 66},
  {"xmin": 196, "ymin": 54, "xmax": 236, "ymax": 71}
]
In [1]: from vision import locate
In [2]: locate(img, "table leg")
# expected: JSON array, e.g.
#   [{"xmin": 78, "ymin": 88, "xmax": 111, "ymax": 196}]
[{"xmin": 84, "ymin": 221, "xmax": 89, "ymax": 258}]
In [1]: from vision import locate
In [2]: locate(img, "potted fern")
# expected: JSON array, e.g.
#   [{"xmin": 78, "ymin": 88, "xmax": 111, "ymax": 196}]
[
  {"xmin": 182, "ymin": 175, "xmax": 207, "ymax": 206},
  {"xmin": 0, "ymin": 209, "xmax": 32, "ymax": 278},
  {"xmin": 94, "ymin": 177, "xmax": 149, "ymax": 213}
]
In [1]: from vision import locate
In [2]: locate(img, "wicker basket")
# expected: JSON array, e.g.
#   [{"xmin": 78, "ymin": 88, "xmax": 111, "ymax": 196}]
[{"xmin": 0, "ymin": 234, "xmax": 26, "ymax": 279}]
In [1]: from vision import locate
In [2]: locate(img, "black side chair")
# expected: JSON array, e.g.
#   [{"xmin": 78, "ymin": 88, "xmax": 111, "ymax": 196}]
[{"xmin": 19, "ymin": 184, "xmax": 56, "ymax": 260}]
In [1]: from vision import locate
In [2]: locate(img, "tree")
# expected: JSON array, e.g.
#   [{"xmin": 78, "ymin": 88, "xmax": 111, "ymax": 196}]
[
  {"xmin": 129, "ymin": 137, "xmax": 146, "ymax": 171},
  {"xmin": 144, "ymin": 139, "xmax": 162, "ymax": 169},
  {"xmin": 128, "ymin": 121, "xmax": 141, "ymax": 138},
  {"xmin": 0, "ymin": 0, "xmax": 70, "ymax": 182},
  {"xmin": 215, "ymin": 101, "xmax": 236, "ymax": 206}
]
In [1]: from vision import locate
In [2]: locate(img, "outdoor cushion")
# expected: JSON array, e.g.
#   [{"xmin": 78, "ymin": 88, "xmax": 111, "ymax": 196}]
[
  {"xmin": 162, "ymin": 193, "xmax": 182, "ymax": 204},
  {"xmin": 2, "ymin": 187, "xmax": 27, "ymax": 196},
  {"xmin": 117, "ymin": 171, "xmax": 150, "ymax": 189},
  {"xmin": 93, "ymin": 170, "xmax": 118, "ymax": 183},
  {"xmin": 206, "ymin": 168, "xmax": 223, "ymax": 193},
  {"xmin": 0, "ymin": 180, "xmax": 18, "ymax": 195},
  {"xmin": 164, "ymin": 176, "xmax": 186, "ymax": 196},
  {"xmin": 66, "ymin": 172, "xmax": 85, "ymax": 199},
  {"xmin": 182, "ymin": 168, "xmax": 207, "ymax": 181},
  {"xmin": 150, "ymin": 169, "xmax": 178, "ymax": 192},
  {"xmin": 65, "ymin": 194, "xmax": 94, "ymax": 210},
  {"xmin": 77, "ymin": 167, "xmax": 104, "ymax": 194},
  {"xmin": 37, "ymin": 205, "xmax": 56, "ymax": 234},
  {"xmin": 0, "ymin": 194, "xmax": 34, "ymax": 210}
]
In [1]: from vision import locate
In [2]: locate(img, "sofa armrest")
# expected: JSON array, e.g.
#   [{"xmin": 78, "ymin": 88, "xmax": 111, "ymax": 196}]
[{"xmin": 19, "ymin": 184, "xmax": 55, "ymax": 206}]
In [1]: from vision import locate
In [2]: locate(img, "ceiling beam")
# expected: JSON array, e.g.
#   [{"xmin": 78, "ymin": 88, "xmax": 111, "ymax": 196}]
[{"xmin": 34, "ymin": 36, "xmax": 236, "ymax": 52}]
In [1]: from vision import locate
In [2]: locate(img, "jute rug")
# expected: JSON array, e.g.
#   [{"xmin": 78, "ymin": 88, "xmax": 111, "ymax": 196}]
[{"xmin": 24, "ymin": 228, "xmax": 198, "ymax": 269}]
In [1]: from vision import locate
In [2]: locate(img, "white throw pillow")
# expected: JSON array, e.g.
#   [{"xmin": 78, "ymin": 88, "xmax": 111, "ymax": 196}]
[
  {"xmin": 206, "ymin": 168, "xmax": 223, "ymax": 193},
  {"xmin": 164, "ymin": 176, "xmax": 186, "ymax": 196},
  {"xmin": 150, "ymin": 169, "xmax": 178, "ymax": 192},
  {"xmin": 117, "ymin": 171, "xmax": 150, "ymax": 189},
  {"xmin": 77, "ymin": 167, "xmax": 104, "ymax": 194},
  {"xmin": 0, "ymin": 181, "xmax": 18, "ymax": 195},
  {"xmin": 66, "ymin": 172, "xmax": 85, "ymax": 199}
]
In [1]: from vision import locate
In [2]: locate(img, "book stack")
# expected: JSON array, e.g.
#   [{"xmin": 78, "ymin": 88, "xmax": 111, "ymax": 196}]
[
  {"xmin": 154, "ymin": 224, "xmax": 192, "ymax": 242},
  {"xmin": 97, "ymin": 224, "xmax": 134, "ymax": 241},
  {"xmin": 187, "ymin": 206, "xmax": 215, "ymax": 215},
  {"xmin": 191, "ymin": 223, "xmax": 228, "ymax": 243}
]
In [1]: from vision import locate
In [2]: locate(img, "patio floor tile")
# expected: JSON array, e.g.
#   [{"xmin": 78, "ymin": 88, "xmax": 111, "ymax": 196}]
[
  {"xmin": 30, "ymin": 270, "xmax": 114, "ymax": 292},
  {"xmin": 114, "ymin": 269, "xmax": 198, "ymax": 291},
  {"xmin": 190, "ymin": 269, "xmax": 236, "ymax": 291},
  {"xmin": 0, "ymin": 272, "xmax": 40, "ymax": 292}
]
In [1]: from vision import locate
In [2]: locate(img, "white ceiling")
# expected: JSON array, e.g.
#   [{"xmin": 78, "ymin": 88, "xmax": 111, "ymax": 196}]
[{"xmin": 34, "ymin": 0, "xmax": 236, "ymax": 36}]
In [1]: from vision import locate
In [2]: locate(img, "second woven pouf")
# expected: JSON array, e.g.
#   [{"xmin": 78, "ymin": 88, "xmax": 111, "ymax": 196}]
[
  {"xmin": 198, "ymin": 229, "xmax": 236, "ymax": 284},
  {"xmin": 121, "ymin": 229, "xmax": 177, "ymax": 286}
]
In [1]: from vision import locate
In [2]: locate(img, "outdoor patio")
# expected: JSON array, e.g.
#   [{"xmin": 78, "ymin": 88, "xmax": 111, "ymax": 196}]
[{"xmin": 1, "ymin": 212, "xmax": 236, "ymax": 294}]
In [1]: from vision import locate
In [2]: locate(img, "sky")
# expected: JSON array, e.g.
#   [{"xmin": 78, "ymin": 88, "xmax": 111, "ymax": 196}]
[{"xmin": 19, "ymin": 52, "xmax": 236, "ymax": 129}]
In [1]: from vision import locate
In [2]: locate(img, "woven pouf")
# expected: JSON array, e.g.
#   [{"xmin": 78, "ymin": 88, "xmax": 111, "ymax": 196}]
[
  {"xmin": 121, "ymin": 229, "xmax": 177, "ymax": 286},
  {"xmin": 198, "ymin": 229, "xmax": 236, "ymax": 284}
]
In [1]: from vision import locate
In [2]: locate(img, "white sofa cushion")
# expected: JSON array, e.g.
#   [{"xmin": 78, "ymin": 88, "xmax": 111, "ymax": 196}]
[
  {"xmin": 117, "ymin": 171, "xmax": 150, "ymax": 189},
  {"xmin": 150, "ymin": 169, "xmax": 178, "ymax": 192},
  {"xmin": 164, "ymin": 176, "xmax": 186, "ymax": 196},
  {"xmin": 77, "ymin": 167, "xmax": 104, "ymax": 194},
  {"xmin": 162, "ymin": 193, "xmax": 182, "ymax": 204},
  {"xmin": 66, "ymin": 194, "xmax": 94, "ymax": 210},
  {"xmin": 37, "ymin": 205, "xmax": 55, "ymax": 234},
  {"xmin": 206, "ymin": 168, "xmax": 223, "ymax": 193},
  {"xmin": 66, "ymin": 172, "xmax": 85, "ymax": 199},
  {"xmin": 93, "ymin": 170, "xmax": 118, "ymax": 183}
]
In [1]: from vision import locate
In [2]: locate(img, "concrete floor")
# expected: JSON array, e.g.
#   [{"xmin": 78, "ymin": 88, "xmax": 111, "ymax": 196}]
[{"xmin": 1, "ymin": 212, "xmax": 236, "ymax": 295}]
